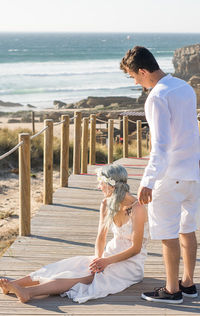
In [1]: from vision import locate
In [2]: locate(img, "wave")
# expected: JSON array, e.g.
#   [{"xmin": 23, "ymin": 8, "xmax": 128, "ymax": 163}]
[
  {"xmin": 8, "ymin": 49, "xmax": 19, "ymax": 52},
  {"xmin": 4, "ymin": 70, "xmax": 120, "ymax": 78},
  {"xmin": 156, "ymin": 50, "xmax": 174, "ymax": 53},
  {"xmin": 0, "ymin": 59, "xmax": 120, "ymax": 75},
  {"xmin": 0, "ymin": 85, "xmax": 141, "ymax": 96},
  {"xmin": 8, "ymin": 49, "xmax": 29, "ymax": 52},
  {"xmin": 0, "ymin": 56, "xmax": 174, "ymax": 78}
]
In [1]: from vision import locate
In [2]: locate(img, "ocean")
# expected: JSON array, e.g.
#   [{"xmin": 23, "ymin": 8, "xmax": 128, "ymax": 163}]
[{"xmin": 0, "ymin": 32, "xmax": 200, "ymax": 112}]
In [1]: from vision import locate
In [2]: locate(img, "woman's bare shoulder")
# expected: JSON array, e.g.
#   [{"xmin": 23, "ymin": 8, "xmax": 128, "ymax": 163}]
[{"xmin": 131, "ymin": 201, "xmax": 148, "ymax": 223}]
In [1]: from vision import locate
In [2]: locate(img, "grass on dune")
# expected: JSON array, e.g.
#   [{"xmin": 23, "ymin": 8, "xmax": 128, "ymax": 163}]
[
  {"xmin": 96, "ymin": 140, "xmax": 149, "ymax": 162},
  {"xmin": 0, "ymin": 127, "xmax": 149, "ymax": 169},
  {"xmin": 0, "ymin": 127, "xmax": 61, "ymax": 169}
]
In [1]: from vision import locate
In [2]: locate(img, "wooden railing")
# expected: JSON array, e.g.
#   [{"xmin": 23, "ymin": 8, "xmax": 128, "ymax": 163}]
[{"xmin": 0, "ymin": 112, "xmax": 150, "ymax": 237}]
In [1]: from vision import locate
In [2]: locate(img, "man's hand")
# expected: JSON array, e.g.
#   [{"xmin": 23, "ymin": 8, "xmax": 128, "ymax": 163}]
[{"xmin": 138, "ymin": 186, "xmax": 152, "ymax": 205}]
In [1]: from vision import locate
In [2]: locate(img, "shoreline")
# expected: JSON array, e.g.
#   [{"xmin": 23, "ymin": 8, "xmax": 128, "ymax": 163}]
[{"xmin": 0, "ymin": 94, "xmax": 144, "ymax": 113}]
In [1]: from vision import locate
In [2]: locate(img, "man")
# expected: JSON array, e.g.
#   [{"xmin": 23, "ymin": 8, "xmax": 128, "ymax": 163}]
[{"xmin": 120, "ymin": 46, "xmax": 199, "ymax": 304}]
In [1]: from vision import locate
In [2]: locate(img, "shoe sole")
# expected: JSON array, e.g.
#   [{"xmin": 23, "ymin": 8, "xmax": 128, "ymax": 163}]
[
  {"xmin": 141, "ymin": 293, "xmax": 183, "ymax": 304},
  {"xmin": 182, "ymin": 292, "xmax": 198, "ymax": 298}
]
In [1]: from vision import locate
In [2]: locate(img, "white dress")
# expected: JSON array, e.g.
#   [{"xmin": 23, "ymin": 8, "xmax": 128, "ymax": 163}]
[{"xmin": 30, "ymin": 218, "xmax": 148, "ymax": 304}]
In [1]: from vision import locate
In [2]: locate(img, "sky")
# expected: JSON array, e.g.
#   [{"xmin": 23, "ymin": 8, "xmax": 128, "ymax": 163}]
[{"xmin": 0, "ymin": 0, "xmax": 199, "ymax": 33}]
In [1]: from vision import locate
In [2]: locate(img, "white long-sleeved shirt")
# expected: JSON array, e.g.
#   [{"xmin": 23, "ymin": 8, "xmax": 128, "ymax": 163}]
[{"xmin": 141, "ymin": 74, "xmax": 200, "ymax": 189}]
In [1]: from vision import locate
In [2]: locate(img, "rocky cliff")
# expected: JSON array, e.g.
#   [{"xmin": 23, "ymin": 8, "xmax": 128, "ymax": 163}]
[
  {"xmin": 173, "ymin": 44, "xmax": 200, "ymax": 80},
  {"xmin": 173, "ymin": 44, "xmax": 200, "ymax": 104},
  {"xmin": 54, "ymin": 94, "xmax": 148, "ymax": 110}
]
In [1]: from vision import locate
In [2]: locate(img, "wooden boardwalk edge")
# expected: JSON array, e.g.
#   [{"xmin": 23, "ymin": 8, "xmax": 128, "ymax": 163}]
[{"xmin": 0, "ymin": 157, "xmax": 199, "ymax": 315}]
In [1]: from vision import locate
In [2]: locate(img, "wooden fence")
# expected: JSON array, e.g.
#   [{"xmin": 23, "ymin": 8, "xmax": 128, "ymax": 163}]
[{"xmin": 0, "ymin": 111, "xmax": 150, "ymax": 237}]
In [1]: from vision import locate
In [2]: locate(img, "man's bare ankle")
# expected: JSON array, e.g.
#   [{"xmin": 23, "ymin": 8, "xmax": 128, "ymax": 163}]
[
  {"xmin": 181, "ymin": 279, "xmax": 194, "ymax": 287},
  {"xmin": 165, "ymin": 286, "xmax": 180, "ymax": 294}
]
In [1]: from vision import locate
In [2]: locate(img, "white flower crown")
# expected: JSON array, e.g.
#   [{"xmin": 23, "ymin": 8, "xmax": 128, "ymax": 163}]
[{"xmin": 96, "ymin": 168, "xmax": 116, "ymax": 186}]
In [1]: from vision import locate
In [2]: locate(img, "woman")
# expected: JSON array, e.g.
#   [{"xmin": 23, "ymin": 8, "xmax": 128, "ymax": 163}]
[{"xmin": 0, "ymin": 164, "xmax": 148, "ymax": 304}]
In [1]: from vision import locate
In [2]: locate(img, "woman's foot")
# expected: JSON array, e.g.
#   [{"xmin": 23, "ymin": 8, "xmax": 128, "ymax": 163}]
[
  {"xmin": 0, "ymin": 278, "xmax": 10, "ymax": 295},
  {"xmin": 6, "ymin": 282, "xmax": 31, "ymax": 303}
]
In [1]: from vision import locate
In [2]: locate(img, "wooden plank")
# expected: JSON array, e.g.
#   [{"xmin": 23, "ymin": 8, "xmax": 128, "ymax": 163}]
[{"xmin": 0, "ymin": 158, "xmax": 199, "ymax": 315}]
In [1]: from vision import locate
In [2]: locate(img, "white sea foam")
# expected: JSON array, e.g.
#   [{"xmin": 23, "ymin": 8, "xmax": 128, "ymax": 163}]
[
  {"xmin": 0, "ymin": 59, "xmax": 120, "ymax": 76},
  {"xmin": 0, "ymin": 56, "xmax": 173, "ymax": 110},
  {"xmin": 8, "ymin": 49, "xmax": 19, "ymax": 52}
]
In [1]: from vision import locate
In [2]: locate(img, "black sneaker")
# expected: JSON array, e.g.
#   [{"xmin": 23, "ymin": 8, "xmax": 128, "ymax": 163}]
[
  {"xmin": 141, "ymin": 287, "xmax": 183, "ymax": 304},
  {"xmin": 179, "ymin": 281, "xmax": 198, "ymax": 298}
]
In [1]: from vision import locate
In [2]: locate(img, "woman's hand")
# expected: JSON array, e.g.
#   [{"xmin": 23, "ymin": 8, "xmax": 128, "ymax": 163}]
[{"xmin": 89, "ymin": 257, "xmax": 109, "ymax": 273}]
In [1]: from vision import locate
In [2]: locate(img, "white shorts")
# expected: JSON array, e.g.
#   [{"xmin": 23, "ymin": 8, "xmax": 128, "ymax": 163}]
[{"xmin": 148, "ymin": 177, "xmax": 200, "ymax": 240}]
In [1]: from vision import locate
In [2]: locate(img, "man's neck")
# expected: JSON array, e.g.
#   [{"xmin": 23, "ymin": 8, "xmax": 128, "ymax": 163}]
[{"xmin": 149, "ymin": 69, "xmax": 166, "ymax": 88}]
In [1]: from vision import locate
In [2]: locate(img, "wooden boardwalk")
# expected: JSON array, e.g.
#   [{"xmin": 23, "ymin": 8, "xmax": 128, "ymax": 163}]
[{"xmin": 0, "ymin": 157, "xmax": 200, "ymax": 316}]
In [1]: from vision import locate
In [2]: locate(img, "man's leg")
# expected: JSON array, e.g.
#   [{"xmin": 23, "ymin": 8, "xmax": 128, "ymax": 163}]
[
  {"xmin": 179, "ymin": 231, "xmax": 197, "ymax": 287},
  {"xmin": 141, "ymin": 236, "xmax": 183, "ymax": 303},
  {"xmin": 141, "ymin": 178, "xmax": 184, "ymax": 303},
  {"xmin": 162, "ymin": 238, "xmax": 180, "ymax": 293}
]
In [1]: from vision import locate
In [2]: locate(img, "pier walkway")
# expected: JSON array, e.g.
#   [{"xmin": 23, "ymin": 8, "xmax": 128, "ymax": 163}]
[{"xmin": 0, "ymin": 158, "xmax": 199, "ymax": 315}]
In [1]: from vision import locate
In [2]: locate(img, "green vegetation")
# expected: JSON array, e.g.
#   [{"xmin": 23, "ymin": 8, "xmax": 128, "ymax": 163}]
[
  {"xmin": 0, "ymin": 128, "xmax": 61, "ymax": 169},
  {"xmin": 0, "ymin": 128, "xmax": 149, "ymax": 170}
]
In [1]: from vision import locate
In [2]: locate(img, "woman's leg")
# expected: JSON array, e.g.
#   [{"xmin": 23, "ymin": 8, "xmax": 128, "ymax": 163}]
[
  {"xmin": 5, "ymin": 274, "xmax": 94, "ymax": 303},
  {"xmin": 0, "ymin": 276, "xmax": 39, "ymax": 295}
]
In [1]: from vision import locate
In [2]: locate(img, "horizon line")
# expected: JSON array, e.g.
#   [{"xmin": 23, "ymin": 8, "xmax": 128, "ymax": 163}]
[{"xmin": 0, "ymin": 31, "xmax": 200, "ymax": 35}]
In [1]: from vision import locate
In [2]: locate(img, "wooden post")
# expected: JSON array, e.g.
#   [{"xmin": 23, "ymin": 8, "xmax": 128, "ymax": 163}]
[
  {"xmin": 123, "ymin": 116, "xmax": 128, "ymax": 158},
  {"xmin": 89, "ymin": 114, "xmax": 96, "ymax": 165},
  {"xmin": 31, "ymin": 111, "xmax": 35, "ymax": 135},
  {"xmin": 73, "ymin": 111, "xmax": 82, "ymax": 174},
  {"xmin": 60, "ymin": 115, "xmax": 69, "ymax": 187},
  {"xmin": 137, "ymin": 120, "xmax": 142, "ymax": 158},
  {"xmin": 19, "ymin": 133, "xmax": 31, "ymax": 236},
  {"xmin": 81, "ymin": 117, "xmax": 89, "ymax": 174},
  {"xmin": 198, "ymin": 120, "xmax": 200, "ymax": 134},
  {"xmin": 108, "ymin": 119, "xmax": 114, "ymax": 164},
  {"xmin": 44, "ymin": 119, "xmax": 53, "ymax": 204}
]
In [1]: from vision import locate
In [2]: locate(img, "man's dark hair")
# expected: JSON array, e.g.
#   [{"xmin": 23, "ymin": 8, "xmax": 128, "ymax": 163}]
[{"xmin": 120, "ymin": 46, "xmax": 160, "ymax": 73}]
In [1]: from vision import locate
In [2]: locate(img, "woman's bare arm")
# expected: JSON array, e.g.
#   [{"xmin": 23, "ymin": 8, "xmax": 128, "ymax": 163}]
[
  {"xmin": 90, "ymin": 204, "xmax": 147, "ymax": 272},
  {"xmin": 94, "ymin": 199, "xmax": 108, "ymax": 258}
]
